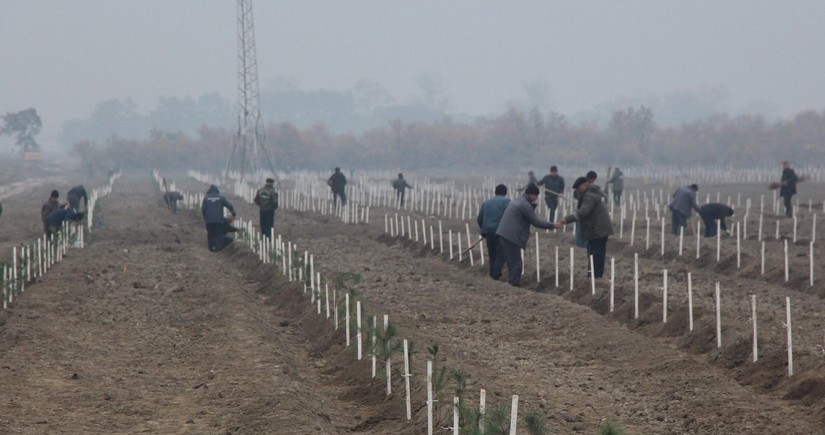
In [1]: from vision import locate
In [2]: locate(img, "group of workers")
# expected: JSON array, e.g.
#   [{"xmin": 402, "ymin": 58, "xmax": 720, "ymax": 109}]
[
  {"xmin": 37, "ymin": 185, "xmax": 88, "ymax": 238},
  {"xmin": 477, "ymin": 161, "xmax": 799, "ymax": 287}
]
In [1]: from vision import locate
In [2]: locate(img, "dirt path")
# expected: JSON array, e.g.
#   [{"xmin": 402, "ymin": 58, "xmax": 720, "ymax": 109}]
[{"xmin": 0, "ymin": 174, "xmax": 400, "ymax": 434}]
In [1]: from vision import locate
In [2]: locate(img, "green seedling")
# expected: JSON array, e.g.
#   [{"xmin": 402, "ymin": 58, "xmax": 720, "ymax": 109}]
[
  {"xmin": 524, "ymin": 411, "xmax": 550, "ymax": 435},
  {"xmin": 597, "ymin": 420, "xmax": 625, "ymax": 435}
]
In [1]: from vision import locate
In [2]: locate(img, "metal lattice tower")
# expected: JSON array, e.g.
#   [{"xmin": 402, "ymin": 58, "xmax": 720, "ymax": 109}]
[{"xmin": 225, "ymin": 0, "xmax": 274, "ymax": 182}]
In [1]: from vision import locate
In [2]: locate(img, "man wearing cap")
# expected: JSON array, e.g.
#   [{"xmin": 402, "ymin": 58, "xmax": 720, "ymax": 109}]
[
  {"xmin": 477, "ymin": 184, "xmax": 510, "ymax": 281},
  {"xmin": 254, "ymin": 177, "xmax": 279, "ymax": 239},
  {"xmin": 556, "ymin": 177, "xmax": 614, "ymax": 279},
  {"xmin": 495, "ymin": 183, "xmax": 556, "ymax": 287},
  {"xmin": 327, "ymin": 167, "xmax": 347, "ymax": 208},
  {"xmin": 698, "ymin": 203, "xmax": 734, "ymax": 238},
  {"xmin": 536, "ymin": 166, "xmax": 565, "ymax": 221},
  {"xmin": 41, "ymin": 190, "xmax": 63, "ymax": 235},
  {"xmin": 669, "ymin": 184, "xmax": 700, "ymax": 235}
]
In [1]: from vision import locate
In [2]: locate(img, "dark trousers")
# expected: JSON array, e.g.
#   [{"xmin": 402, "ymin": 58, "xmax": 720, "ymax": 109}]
[
  {"xmin": 586, "ymin": 237, "xmax": 608, "ymax": 278},
  {"xmin": 699, "ymin": 210, "xmax": 724, "ymax": 237},
  {"xmin": 783, "ymin": 194, "xmax": 793, "ymax": 217},
  {"xmin": 396, "ymin": 190, "xmax": 406, "ymax": 208},
  {"xmin": 671, "ymin": 210, "xmax": 688, "ymax": 235},
  {"xmin": 575, "ymin": 221, "xmax": 587, "ymax": 248},
  {"xmin": 499, "ymin": 237, "xmax": 523, "ymax": 287},
  {"xmin": 206, "ymin": 223, "xmax": 225, "ymax": 252},
  {"xmin": 612, "ymin": 191, "xmax": 622, "ymax": 208},
  {"xmin": 545, "ymin": 197, "xmax": 558, "ymax": 221},
  {"xmin": 259, "ymin": 209, "xmax": 274, "ymax": 239},
  {"xmin": 333, "ymin": 190, "xmax": 347, "ymax": 208},
  {"xmin": 484, "ymin": 233, "xmax": 505, "ymax": 280}
]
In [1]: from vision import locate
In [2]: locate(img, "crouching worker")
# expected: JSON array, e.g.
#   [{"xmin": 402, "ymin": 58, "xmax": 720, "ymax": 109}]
[
  {"xmin": 45, "ymin": 207, "xmax": 85, "ymax": 239},
  {"xmin": 699, "ymin": 203, "xmax": 734, "ymax": 237},
  {"xmin": 201, "ymin": 185, "xmax": 237, "ymax": 252},
  {"xmin": 163, "ymin": 191, "xmax": 184, "ymax": 214}
]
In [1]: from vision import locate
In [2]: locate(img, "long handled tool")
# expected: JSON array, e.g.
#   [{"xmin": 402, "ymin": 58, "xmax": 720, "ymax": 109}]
[
  {"xmin": 163, "ymin": 220, "xmax": 202, "ymax": 228},
  {"xmin": 459, "ymin": 236, "xmax": 484, "ymax": 258}
]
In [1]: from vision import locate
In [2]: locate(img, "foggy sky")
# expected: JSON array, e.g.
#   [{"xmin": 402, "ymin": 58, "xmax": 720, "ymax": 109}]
[{"xmin": 3, "ymin": 0, "xmax": 825, "ymax": 148}]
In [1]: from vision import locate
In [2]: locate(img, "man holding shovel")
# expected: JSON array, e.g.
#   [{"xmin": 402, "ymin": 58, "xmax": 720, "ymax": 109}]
[{"xmin": 536, "ymin": 165, "xmax": 565, "ymax": 221}]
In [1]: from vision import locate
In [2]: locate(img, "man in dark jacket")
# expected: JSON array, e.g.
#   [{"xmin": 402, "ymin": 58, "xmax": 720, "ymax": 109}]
[
  {"xmin": 392, "ymin": 173, "xmax": 413, "ymax": 208},
  {"xmin": 698, "ymin": 203, "xmax": 734, "ymax": 237},
  {"xmin": 67, "ymin": 185, "xmax": 88, "ymax": 211},
  {"xmin": 254, "ymin": 177, "xmax": 279, "ymax": 239},
  {"xmin": 45, "ymin": 207, "xmax": 84, "ymax": 238},
  {"xmin": 557, "ymin": 177, "xmax": 614, "ymax": 278},
  {"xmin": 606, "ymin": 168, "xmax": 624, "ymax": 207},
  {"xmin": 201, "ymin": 185, "xmax": 237, "ymax": 252},
  {"xmin": 780, "ymin": 161, "xmax": 798, "ymax": 218},
  {"xmin": 41, "ymin": 190, "xmax": 62, "ymax": 235},
  {"xmin": 536, "ymin": 166, "xmax": 565, "ymax": 220},
  {"xmin": 669, "ymin": 184, "xmax": 700, "ymax": 235},
  {"xmin": 327, "ymin": 167, "xmax": 347, "ymax": 208},
  {"xmin": 477, "ymin": 184, "xmax": 510, "ymax": 280},
  {"xmin": 495, "ymin": 184, "xmax": 556, "ymax": 287}
]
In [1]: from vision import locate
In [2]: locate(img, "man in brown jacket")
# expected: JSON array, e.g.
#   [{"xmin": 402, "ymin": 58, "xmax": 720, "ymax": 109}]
[
  {"xmin": 557, "ymin": 177, "xmax": 614, "ymax": 278},
  {"xmin": 41, "ymin": 190, "xmax": 62, "ymax": 235}
]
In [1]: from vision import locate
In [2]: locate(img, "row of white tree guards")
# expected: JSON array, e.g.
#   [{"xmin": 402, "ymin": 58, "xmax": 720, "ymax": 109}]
[{"xmin": 1, "ymin": 171, "xmax": 121, "ymax": 309}]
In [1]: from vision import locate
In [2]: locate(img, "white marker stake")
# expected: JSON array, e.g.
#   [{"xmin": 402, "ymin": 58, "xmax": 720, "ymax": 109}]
[
  {"xmin": 569, "ymin": 247, "xmax": 575, "ymax": 291},
  {"xmin": 466, "ymin": 223, "xmax": 474, "ymax": 266},
  {"xmin": 509, "ymin": 395, "xmax": 519, "ymax": 435},
  {"xmin": 736, "ymin": 222, "xmax": 741, "ymax": 269},
  {"xmin": 758, "ymin": 214, "xmax": 763, "ymax": 242},
  {"xmin": 479, "ymin": 388, "xmax": 486, "ymax": 433},
  {"xmin": 810, "ymin": 242, "xmax": 815, "ymax": 287},
  {"xmin": 687, "ymin": 272, "xmax": 694, "ymax": 332},
  {"xmin": 645, "ymin": 218, "xmax": 650, "ymax": 251},
  {"xmin": 371, "ymin": 316, "xmax": 377, "ymax": 377},
  {"xmin": 630, "ymin": 210, "xmax": 636, "ymax": 246},
  {"xmin": 660, "ymin": 217, "xmax": 665, "ymax": 257},
  {"xmin": 384, "ymin": 315, "xmax": 391, "ymax": 396},
  {"xmin": 439, "ymin": 221, "xmax": 444, "ymax": 253},
  {"xmin": 334, "ymin": 289, "xmax": 339, "ymax": 330},
  {"xmin": 345, "ymin": 294, "xmax": 351, "ymax": 347},
  {"xmin": 696, "ymin": 220, "xmax": 701, "ymax": 259},
  {"xmin": 449, "ymin": 230, "xmax": 454, "ymax": 259},
  {"xmin": 784, "ymin": 239, "xmax": 789, "ymax": 283},
  {"xmin": 325, "ymin": 284, "xmax": 330, "ymax": 319},
  {"xmin": 453, "ymin": 397, "xmax": 460, "ymax": 435},
  {"xmin": 427, "ymin": 361, "xmax": 433, "ymax": 435},
  {"xmin": 751, "ymin": 294, "xmax": 758, "ymax": 362},
  {"xmin": 403, "ymin": 339, "xmax": 412, "ymax": 420},
  {"xmin": 761, "ymin": 241, "xmax": 766, "ymax": 276},
  {"xmin": 457, "ymin": 233, "xmax": 463, "ymax": 262},
  {"xmin": 715, "ymin": 282, "xmax": 722, "ymax": 348},
  {"xmin": 786, "ymin": 297, "xmax": 793, "ymax": 377},
  {"xmin": 479, "ymin": 238, "xmax": 485, "ymax": 266},
  {"xmin": 609, "ymin": 258, "xmax": 615, "ymax": 313},
  {"xmin": 678, "ymin": 226, "xmax": 684, "ymax": 256},
  {"xmin": 589, "ymin": 255, "xmax": 595, "ymax": 295},
  {"xmin": 634, "ymin": 253, "xmax": 639, "ymax": 319},
  {"xmin": 716, "ymin": 220, "xmax": 721, "ymax": 263},
  {"xmin": 662, "ymin": 269, "xmax": 668, "ymax": 323},
  {"xmin": 356, "ymin": 301, "xmax": 363, "ymax": 360},
  {"xmin": 554, "ymin": 246, "xmax": 559, "ymax": 288},
  {"xmin": 535, "ymin": 232, "xmax": 540, "ymax": 282}
]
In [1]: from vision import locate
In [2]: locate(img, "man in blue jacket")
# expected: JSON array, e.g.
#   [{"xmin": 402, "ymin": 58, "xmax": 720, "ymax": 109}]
[
  {"xmin": 476, "ymin": 184, "xmax": 510, "ymax": 280},
  {"xmin": 201, "ymin": 185, "xmax": 237, "ymax": 252},
  {"xmin": 45, "ymin": 207, "xmax": 84, "ymax": 238},
  {"xmin": 496, "ymin": 183, "xmax": 556, "ymax": 287}
]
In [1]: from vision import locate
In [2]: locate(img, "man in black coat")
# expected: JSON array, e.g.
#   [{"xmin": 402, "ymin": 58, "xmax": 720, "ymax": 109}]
[
  {"xmin": 201, "ymin": 185, "xmax": 237, "ymax": 252},
  {"xmin": 698, "ymin": 203, "xmax": 734, "ymax": 237},
  {"xmin": 67, "ymin": 185, "xmax": 88, "ymax": 211},
  {"xmin": 327, "ymin": 167, "xmax": 347, "ymax": 208},
  {"xmin": 780, "ymin": 161, "xmax": 798, "ymax": 218}
]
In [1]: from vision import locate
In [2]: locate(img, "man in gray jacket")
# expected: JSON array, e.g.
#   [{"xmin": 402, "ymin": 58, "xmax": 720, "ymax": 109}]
[
  {"xmin": 669, "ymin": 184, "xmax": 700, "ymax": 235},
  {"xmin": 495, "ymin": 183, "xmax": 556, "ymax": 287},
  {"xmin": 557, "ymin": 177, "xmax": 614, "ymax": 278},
  {"xmin": 477, "ymin": 184, "xmax": 510, "ymax": 280}
]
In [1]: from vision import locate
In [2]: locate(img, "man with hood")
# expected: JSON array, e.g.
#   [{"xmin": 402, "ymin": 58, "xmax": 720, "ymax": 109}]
[
  {"xmin": 392, "ymin": 173, "xmax": 413, "ymax": 208},
  {"xmin": 477, "ymin": 184, "xmax": 510, "ymax": 280},
  {"xmin": 41, "ymin": 190, "xmax": 63, "ymax": 235},
  {"xmin": 557, "ymin": 177, "xmax": 614, "ymax": 278},
  {"xmin": 201, "ymin": 185, "xmax": 237, "ymax": 252},
  {"xmin": 495, "ymin": 183, "xmax": 556, "ymax": 287},
  {"xmin": 67, "ymin": 185, "xmax": 88, "ymax": 211},
  {"xmin": 669, "ymin": 184, "xmax": 700, "ymax": 235}
]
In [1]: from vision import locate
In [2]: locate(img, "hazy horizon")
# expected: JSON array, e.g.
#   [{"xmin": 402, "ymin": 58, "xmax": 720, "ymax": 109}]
[{"xmin": 3, "ymin": 1, "xmax": 825, "ymax": 150}]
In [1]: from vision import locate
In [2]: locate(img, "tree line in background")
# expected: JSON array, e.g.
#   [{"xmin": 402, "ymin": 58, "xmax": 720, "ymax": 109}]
[{"xmin": 73, "ymin": 105, "xmax": 825, "ymax": 173}]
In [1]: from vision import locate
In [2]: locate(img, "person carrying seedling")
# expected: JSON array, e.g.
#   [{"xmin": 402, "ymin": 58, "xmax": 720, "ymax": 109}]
[
  {"xmin": 698, "ymin": 203, "xmax": 734, "ymax": 238},
  {"xmin": 669, "ymin": 183, "xmax": 700, "ymax": 235},
  {"xmin": 327, "ymin": 167, "xmax": 347, "ymax": 208},
  {"xmin": 392, "ymin": 173, "xmax": 413, "ymax": 208},
  {"xmin": 496, "ymin": 183, "xmax": 556, "ymax": 287},
  {"xmin": 556, "ymin": 177, "xmax": 614, "ymax": 279},
  {"xmin": 45, "ymin": 207, "xmax": 84, "ymax": 239},
  {"xmin": 201, "ymin": 184, "xmax": 237, "ymax": 252},
  {"xmin": 536, "ymin": 165, "xmax": 565, "ymax": 220},
  {"xmin": 254, "ymin": 177, "xmax": 279, "ymax": 239},
  {"xmin": 477, "ymin": 184, "xmax": 510, "ymax": 281},
  {"xmin": 66, "ymin": 185, "xmax": 88, "ymax": 211}
]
